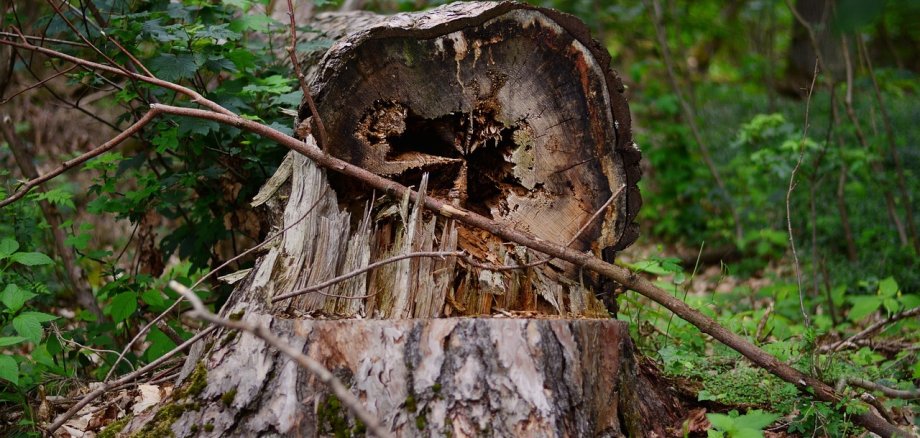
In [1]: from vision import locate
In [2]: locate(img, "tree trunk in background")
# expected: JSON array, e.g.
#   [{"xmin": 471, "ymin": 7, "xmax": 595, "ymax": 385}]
[
  {"xmin": 784, "ymin": 0, "xmax": 843, "ymax": 91},
  {"xmin": 120, "ymin": 3, "xmax": 678, "ymax": 436}
]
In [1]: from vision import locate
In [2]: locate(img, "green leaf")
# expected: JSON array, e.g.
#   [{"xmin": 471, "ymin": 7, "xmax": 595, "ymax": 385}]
[
  {"xmin": 149, "ymin": 54, "xmax": 200, "ymax": 82},
  {"xmin": 65, "ymin": 232, "xmax": 93, "ymax": 251},
  {"xmin": 848, "ymin": 296, "xmax": 881, "ymax": 321},
  {"xmin": 140, "ymin": 289, "xmax": 167, "ymax": 309},
  {"xmin": 0, "ymin": 336, "xmax": 27, "ymax": 347},
  {"xmin": 0, "ymin": 355, "xmax": 18, "ymax": 386},
  {"xmin": 13, "ymin": 313, "xmax": 45, "ymax": 344},
  {"xmin": 1, "ymin": 284, "xmax": 37, "ymax": 312},
  {"xmin": 10, "ymin": 252, "xmax": 54, "ymax": 266},
  {"xmin": 106, "ymin": 292, "xmax": 138, "ymax": 323},
  {"xmin": 878, "ymin": 277, "xmax": 899, "ymax": 298},
  {"xmin": 18, "ymin": 311, "xmax": 58, "ymax": 322},
  {"xmin": 35, "ymin": 187, "xmax": 75, "ymax": 209},
  {"xmin": 31, "ymin": 343, "xmax": 56, "ymax": 368},
  {"xmin": 0, "ymin": 238, "xmax": 19, "ymax": 258},
  {"xmin": 152, "ymin": 127, "xmax": 180, "ymax": 153},
  {"xmin": 706, "ymin": 413, "xmax": 736, "ymax": 431},
  {"xmin": 735, "ymin": 410, "xmax": 779, "ymax": 430},
  {"xmin": 883, "ymin": 297, "xmax": 901, "ymax": 314},
  {"xmin": 145, "ymin": 326, "xmax": 178, "ymax": 361}
]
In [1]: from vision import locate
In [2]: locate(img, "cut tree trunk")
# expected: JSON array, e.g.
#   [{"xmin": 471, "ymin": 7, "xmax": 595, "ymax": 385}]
[{"xmin": 119, "ymin": 2, "xmax": 677, "ymax": 436}]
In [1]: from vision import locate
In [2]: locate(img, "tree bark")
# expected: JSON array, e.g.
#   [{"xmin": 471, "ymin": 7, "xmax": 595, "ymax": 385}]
[{"xmin": 118, "ymin": 318, "xmax": 682, "ymax": 437}]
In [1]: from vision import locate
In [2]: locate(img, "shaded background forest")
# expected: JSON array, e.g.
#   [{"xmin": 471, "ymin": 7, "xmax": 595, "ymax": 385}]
[{"xmin": 0, "ymin": 0, "xmax": 918, "ymax": 435}]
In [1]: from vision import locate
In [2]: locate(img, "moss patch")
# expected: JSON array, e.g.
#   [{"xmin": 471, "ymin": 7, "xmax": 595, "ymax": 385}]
[
  {"xmin": 131, "ymin": 401, "xmax": 200, "ymax": 438},
  {"xmin": 174, "ymin": 362, "xmax": 208, "ymax": 400},
  {"xmin": 221, "ymin": 388, "xmax": 237, "ymax": 407},
  {"xmin": 228, "ymin": 309, "xmax": 245, "ymax": 321},
  {"xmin": 98, "ymin": 415, "xmax": 132, "ymax": 438},
  {"xmin": 317, "ymin": 394, "xmax": 366, "ymax": 437}
]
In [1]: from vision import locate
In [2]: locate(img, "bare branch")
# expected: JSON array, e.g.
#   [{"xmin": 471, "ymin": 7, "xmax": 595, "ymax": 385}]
[
  {"xmin": 0, "ymin": 64, "xmax": 77, "ymax": 104},
  {"xmin": 0, "ymin": 35, "xmax": 233, "ymax": 116},
  {"xmin": 272, "ymin": 251, "xmax": 463, "ymax": 302},
  {"xmin": 170, "ymin": 281, "xmax": 392, "ymax": 438},
  {"xmin": 644, "ymin": 0, "xmax": 743, "ymax": 243}
]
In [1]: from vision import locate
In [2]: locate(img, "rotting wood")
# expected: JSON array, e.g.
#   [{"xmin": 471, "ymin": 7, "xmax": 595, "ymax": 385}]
[{"xmin": 255, "ymin": 0, "xmax": 643, "ymax": 318}]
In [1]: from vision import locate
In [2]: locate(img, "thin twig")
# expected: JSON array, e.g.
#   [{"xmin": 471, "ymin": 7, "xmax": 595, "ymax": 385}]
[
  {"xmin": 840, "ymin": 35, "xmax": 908, "ymax": 246},
  {"xmin": 822, "ymin": 306, "xmax": 920, "ymax": 353},
  {"xmin": 0, "ymin": 35, "xmax": 232, "ymax": 116},
  {"xmin": 0, "ymin": 30, "xmax": 87, "ymax": 47},
  {"xmin": 844, "ymin": 378, "xmax": 920, "ymax": 400},
  {"xmin": 286, "ymin": 0, "xmax": 327, "ymax": 149},
  {"xmin": 104, "ymin": 188, "xmax": 328, "ymax": 381},
  {"xmin": 0, "ymin": 109, "xmax": 158, "ymax": 208},
  {"xmin": 786, "ymin": 59, "xmax": 819, "ymax": 328},
  {"xmin": 45, "ymin": 325, "xmax": 216, "ymax": 433},
  {"xmin": 0, "ymin": 64, "xmax": 77, "ymax": 104},
  {"xmin": 272, "ymin": 251, "xmax": 462, "ymax": 302},
  {"xmin": 169, "ymin": 281, "xmax": 392, "ymax": 438},
  {"xmin": 856, "ymin": 37, "xmax": 918, "ymax": 252},
  {"xmin": 60, "ymin": 0, "xmax": 156, "ymax": 77}
]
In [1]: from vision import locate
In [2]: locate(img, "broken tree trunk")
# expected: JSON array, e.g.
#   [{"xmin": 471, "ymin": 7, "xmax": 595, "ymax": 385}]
[{"xmin": 118, "ymin": 2, "xmax": 679, "ymax": 437}]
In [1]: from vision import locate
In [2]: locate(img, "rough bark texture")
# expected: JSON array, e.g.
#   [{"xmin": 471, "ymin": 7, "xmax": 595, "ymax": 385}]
[{"xmin": 121, "ymin": 318, "xmax": 682, "ymax": 437}]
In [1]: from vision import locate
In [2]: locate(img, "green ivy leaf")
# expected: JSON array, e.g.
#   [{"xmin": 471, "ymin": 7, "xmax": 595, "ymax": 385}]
[
  {"xmin": 1, "ymin": 284, "xmax": 37, "ymax": 312},
  {"xmin": 106, "ymin": 292, "xmax": 138, "ymax": 323},
  {"xmin": 10, "ymin": 252, "xmax": 54, "ymax": 266},
  {"xmin": 0, "ymin": 355, "xmax": 18, "ymax": 386},
  {"xmin": 0, "ymin": 238, "xmax": 19, "ymax": 259}
]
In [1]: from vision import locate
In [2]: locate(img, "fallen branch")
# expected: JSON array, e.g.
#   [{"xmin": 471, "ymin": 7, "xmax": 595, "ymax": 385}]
[{"xmin": 169, "ymin": 281, "xmax": 392, "ymax": 438}]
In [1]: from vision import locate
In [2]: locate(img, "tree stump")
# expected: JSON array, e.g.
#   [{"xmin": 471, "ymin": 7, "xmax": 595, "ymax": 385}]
[{"xmin": 120, "ymin": 3, "xmax": 680, "ymax": 437}]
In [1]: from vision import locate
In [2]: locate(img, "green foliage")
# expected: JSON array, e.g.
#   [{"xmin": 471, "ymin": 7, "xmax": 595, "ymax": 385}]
[{"xmin": 706, "ymin": 409, "xmax": 779, "ymax": 438}]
